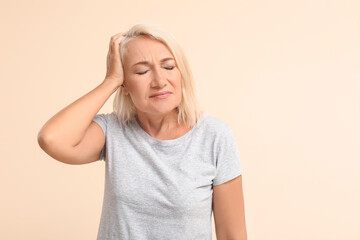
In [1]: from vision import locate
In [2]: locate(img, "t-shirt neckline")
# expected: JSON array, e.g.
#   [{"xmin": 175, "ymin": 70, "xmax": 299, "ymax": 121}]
[{"xmin": 133, "ymin": 113, "xmax": 206, "ymax": 146}]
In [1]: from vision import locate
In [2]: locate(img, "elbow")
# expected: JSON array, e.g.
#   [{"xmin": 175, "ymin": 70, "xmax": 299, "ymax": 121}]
[
  {"xmin": 37, "ymin": 131, "xmax": 52, "ymax": 151},
  {"xmin": 37, "ymin": 133, "xmax": 48, "ymax": 150},
  {"xmin": 37, "ymin": 133, "xmax": 85, "ymax": 165}
]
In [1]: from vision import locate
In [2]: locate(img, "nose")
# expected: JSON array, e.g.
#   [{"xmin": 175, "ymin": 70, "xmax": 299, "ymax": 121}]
[{"xmin": 150, "ymin": 66, "xmax": 167, "ymax": 88}]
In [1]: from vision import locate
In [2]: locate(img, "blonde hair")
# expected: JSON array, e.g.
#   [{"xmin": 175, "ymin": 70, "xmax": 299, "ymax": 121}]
[{"xmin": 113, "ymin": 23, "xmax": 204, "ymax": 128}]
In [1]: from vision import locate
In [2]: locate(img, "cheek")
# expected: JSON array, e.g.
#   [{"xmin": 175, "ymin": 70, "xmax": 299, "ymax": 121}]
[
  {"xmin": 172, "ymin": 70, "xmax": 182, "ymax": 84},
  {"xmin": 133, "ymin": 82, "xmax": 151, "ymax": 101},
  {"xmin": 125, "ymin": 77, "xmax": 144, "ymax": 92},
  {"xmin": 175, "ymin": 81, "xmax": 182, "ymax": 101}
]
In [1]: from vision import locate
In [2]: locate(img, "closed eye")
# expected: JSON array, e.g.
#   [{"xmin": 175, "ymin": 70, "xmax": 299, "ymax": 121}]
[
  {"xmin": 136, "ymin": 70, "xmax": 148, "ymax": 75},
  {"xmin": 136, "ymin": 66, "xmax": 175, "ymax": 75}
]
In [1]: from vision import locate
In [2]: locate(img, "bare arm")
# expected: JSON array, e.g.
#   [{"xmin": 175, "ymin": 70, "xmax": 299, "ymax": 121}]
[
  {"xmin": 37, "ymin": 79, "xmax": 119, "ymax": 163},
  {"xmin": 213, "ymin": 175, "xmax": 247, "ymax": 240},
  {"xmin": 37, "ymin": 33, "xmax": 126, "ymax": 164}
]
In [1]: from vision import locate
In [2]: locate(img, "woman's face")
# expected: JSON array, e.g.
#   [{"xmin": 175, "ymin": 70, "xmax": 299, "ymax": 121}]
[{"xmin": 122, "ymin": 36, "xmax": 182, "ymax": 117}]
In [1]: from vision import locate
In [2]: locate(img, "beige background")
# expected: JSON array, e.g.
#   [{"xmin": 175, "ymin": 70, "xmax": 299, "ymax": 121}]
[{"xmin": 1, "ymin": 0, "xmax": 359, "ymax": 239}]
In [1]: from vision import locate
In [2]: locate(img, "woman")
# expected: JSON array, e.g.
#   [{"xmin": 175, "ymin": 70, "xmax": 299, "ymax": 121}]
[{"xmin": 38, "ymin": 23, "xmax": 247, "ymax": 240}]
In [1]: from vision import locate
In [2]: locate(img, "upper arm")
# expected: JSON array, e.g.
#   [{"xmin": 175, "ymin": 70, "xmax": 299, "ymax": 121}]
[
  {"xmin": 39, "ymin": 120, "xmax": 105, "ymax": 165},
  {"xmin": 213, "ymin": 175, "xmax": 247, "ymax": 240},
  {"xmin": 70, "ymin": 120, "xmax": 105, "ymax": 164}
]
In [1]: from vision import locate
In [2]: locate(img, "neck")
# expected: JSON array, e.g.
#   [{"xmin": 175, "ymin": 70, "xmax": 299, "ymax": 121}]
[{"xmin": 136, "ymin": 108, "xmax": 180, "ymax": 137}]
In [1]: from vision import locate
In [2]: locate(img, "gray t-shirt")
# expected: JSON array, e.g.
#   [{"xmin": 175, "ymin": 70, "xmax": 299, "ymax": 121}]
[{"xmin": 92, "ymin": 111, "xmax": 243, "ymax": 240}]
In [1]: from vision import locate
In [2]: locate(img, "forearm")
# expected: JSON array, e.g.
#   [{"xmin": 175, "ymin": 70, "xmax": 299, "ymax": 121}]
[{"xmin": 37, "ymin": 78, "xmax": 119, "ymax": 148}]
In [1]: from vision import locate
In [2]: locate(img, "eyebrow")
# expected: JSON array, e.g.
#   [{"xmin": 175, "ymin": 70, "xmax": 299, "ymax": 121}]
[{"xmin": 132, "ymin": 57, "xmax": 175, "ymax": 68}]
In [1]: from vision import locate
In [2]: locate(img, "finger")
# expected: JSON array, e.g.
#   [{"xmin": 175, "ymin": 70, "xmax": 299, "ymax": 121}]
[
  {"xmin": 109, "ymin": 33, "xmax": 123, "ymax": 49},
  {"xmin": 108, "ymin": 33, "xmax": 125, "ymax": 59},
  {"xmin": 114, "ymin": 32, "xmax": 125, "ymax": 37},
  {"xmin": 112, "ymin": 36, "xmax": 125, "ymax": 55},
  {"xmin": 113, "ymin": 35, "xmax": 125, "ymax": 45},
  {"xmin": 112, "ymin": 32, "xmax": 126, "ymax": 42}
]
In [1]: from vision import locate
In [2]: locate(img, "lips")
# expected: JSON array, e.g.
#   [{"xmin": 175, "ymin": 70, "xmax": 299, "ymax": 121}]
[{"xmin": 150, "ymin": 91, "xmax": 172, "ymax": 98}]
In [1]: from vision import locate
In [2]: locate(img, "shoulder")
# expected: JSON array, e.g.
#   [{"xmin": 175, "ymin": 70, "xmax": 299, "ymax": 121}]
[
  {"xmin": 93, "ymin": 111, "xmax": 125, "ymax": 130},
  {"xmin": 99, "ymin": 111, "xmax": 121, "ymax": 123},
  {"xmin": 193, "ymin": 113, "xmax": 236, "ymax": 147},
  {"xmin": 94, "ymin": 111, "xmax": 116, "ymax": 120},
  {"xmin": 198, "ymin": 112, "xmax": 233, "ymax": 136}
]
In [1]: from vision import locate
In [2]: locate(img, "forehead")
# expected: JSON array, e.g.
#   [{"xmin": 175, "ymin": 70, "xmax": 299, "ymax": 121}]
[{"xmin": 124, "ymin": 36, "xmax": 174, "ymax": 64}]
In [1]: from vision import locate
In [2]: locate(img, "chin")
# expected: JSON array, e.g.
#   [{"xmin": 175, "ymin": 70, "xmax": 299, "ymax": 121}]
[{"xmin": 148, "ymin": 105, "xmax": 179, "ymax": 116}]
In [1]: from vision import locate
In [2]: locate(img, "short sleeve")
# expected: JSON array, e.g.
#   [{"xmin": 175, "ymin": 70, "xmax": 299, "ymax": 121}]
[
  {"xmin": 213, "ymin": 125, "xmax": 243, "ymax": 186},
  {"xmin": 92, "ymin": 113, "xmax": 107, "ymax": 161}
]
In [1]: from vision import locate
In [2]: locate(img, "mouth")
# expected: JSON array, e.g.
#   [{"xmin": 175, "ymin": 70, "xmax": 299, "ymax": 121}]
[{"xmin": 150, "ymin": 91, "xmax": 172, "ymax": 98}]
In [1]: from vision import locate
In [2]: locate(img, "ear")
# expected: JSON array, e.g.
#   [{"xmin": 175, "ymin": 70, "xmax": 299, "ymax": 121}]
[{"xmin": 122, "ymin": 84, "xmax": 129, "ymax": 95}]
